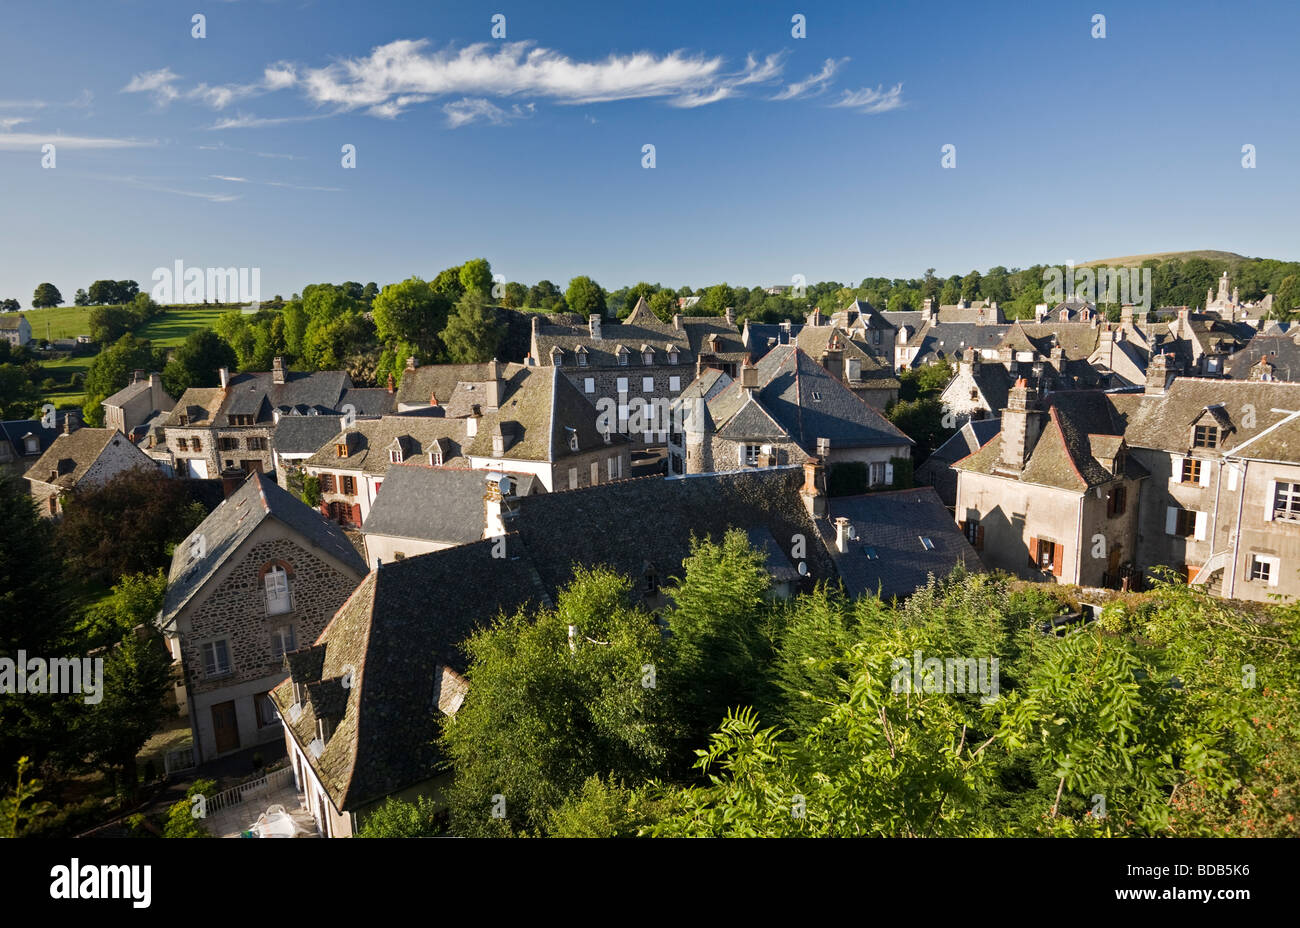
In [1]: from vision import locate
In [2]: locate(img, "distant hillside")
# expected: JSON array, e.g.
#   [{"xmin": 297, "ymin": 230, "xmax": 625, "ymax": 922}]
[{"xmin": 1078, "ymin": 250, "xmax": 1250, "ymax": 268}]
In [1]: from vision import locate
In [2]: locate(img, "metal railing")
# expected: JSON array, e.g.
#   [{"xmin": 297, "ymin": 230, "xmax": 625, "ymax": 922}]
[{"xmin": 204, "ymin": 763, "xmax": 295, "ymax": 814}]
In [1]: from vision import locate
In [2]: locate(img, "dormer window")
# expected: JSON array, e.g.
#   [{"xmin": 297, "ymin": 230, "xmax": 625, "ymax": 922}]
[
  {"xmin": 577, "ymin": 347, "xmax": 588, "ymax": 367},
  {"xmin": 430, "ymin": 448, "xmax": 443, "ymax": 466},
  {"xmin": 178, "ymin": 414, "xmax": 189, "ymax": 426},
  {"xmin": 335, "ymin": 442, "xmax": 348, "ymax": 458},
  {"xmin": 551, "ymin": 347, "xmax": 564, "ymax": 368},
  {"xmin": 1059, "ymin": 309, "xmax": 1069, "ymax": 322},
  {"xmin": 643, "ymin": 350, "xmax": 654, "ymax": 365},
  {"xmin": 567, "ymin": 427, "xmax": 579, "ymax": 452},
  {"xmin": 389, "ymin": 449, "xmax": 403, "ymax": 464},
  {"xmin": 617, "ymin": 347, "xmax": 629, "ymax": 366},
  {"xmin": 23, "ymin": 435, "xmax": 38, "ymax": 454},
  {"xmin": 1193, "ymin": 424, "xmax": 1218, "ymax": 449}
]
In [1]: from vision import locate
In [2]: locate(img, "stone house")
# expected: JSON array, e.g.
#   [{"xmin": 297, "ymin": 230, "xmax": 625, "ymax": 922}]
[
  {"xmin": 916, "ymin": 417, "xmax": 1001, "ymax": 508},
  {"xmin": 0, "ymin": 414, "xmax": 64, "ymax": 478},
  {"xmin": 101, "ymin": 370, "xmax": 174, "ymax": 441},
  {"xmin": 160, "ymin": 472, "xmax": 367, "ymax": 763},
  {"xmin": 23, "ymin": 416, "xmax": 158, "ymax": 517},
  {"xmin": 304, "ymin": 415, "xmax": 471, "ymax": 528},
  {"xmin": 0, "ymin": 313, "xmax": 32, "ymax": 347},
  {"xmin": 795, "ymin": 325, "xmax": 899, "ymax": 410}
]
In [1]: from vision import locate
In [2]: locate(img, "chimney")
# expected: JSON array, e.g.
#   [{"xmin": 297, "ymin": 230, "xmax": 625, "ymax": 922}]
[
  {"xmin": 466, "ymin": 405, "xmax": 480, "ymax": 438},
  {"xmin": 834, "ymin": 517, "xmax": 853, "ymax": 554},
  {"xmin": 386, "ymin": 373, "xmax": 395, "ymax": 394},
  {"xmin": 1145, "ymin": 352, "xmax": 1175, "ymax": 395},
  {"xmin": 272, "ymin": 357, "xmax": 286, "ymax": 385},
  {"xmin": 997, "ymin": 379, "xmax": 1045, "ymax": 473},
  {"xmin": 740, "ymin": 360, "xmax": 758, "ymax": 393},
  {"xmin": 801, "ymin": 457, "xmax": 827, "ymax": 519},
  {"xmin": 406, "ymin": 355, "xmax": 418, "ymax": 371},
  {"xmin": 724, "ymin": 307, "xmax": 735, "ymax": 326},
  {"xmin": 484, "ymin": 358, "xmax": 503, "ymax": 410},
  {"xmin": 961, "ymin": 345, "xmax": 979, "ymax": 372},
  {"xmin": 220, "ymin": 468, "xmax": 244, "ymax": 499},
  {"xmin": 928, "ymin": 301, "xmax": 939, "ymax": 325},
  {"xmin": 589, "ymin": 314, "xmax": 602, "ymax": 340},
  {"xmin": 132, "ymin": 369, "xmax": 145, "ymax": 384},
  {"xmin": 483, "ymin": 473, "xmax": 518, "ymax": 538},
  {"xmin": 672, "ymin": 313, "xmax": 681, "ymax": 331},
  {"xmin": 219, "ymin": 367, "xmax": 230, "ymax": 390},
  {"xmin": 64, "ymin": 411, "xmax": 79, "ymax": 434},
  {"xmin": 1120, "ymin": 303, "xmax": 1134, "ymax": 326}
]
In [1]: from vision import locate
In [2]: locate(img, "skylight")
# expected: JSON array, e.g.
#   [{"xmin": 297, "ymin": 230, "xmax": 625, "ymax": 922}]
[
  {"xmin": 919, "ymin": 536, "xmax": 935, "ymax": 550},
  {"xmin": 863, "ymin": 547, "xmax": 878, "ymax": 560}
]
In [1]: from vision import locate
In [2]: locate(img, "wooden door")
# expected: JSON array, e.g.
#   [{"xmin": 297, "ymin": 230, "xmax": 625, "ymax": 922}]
[{"xmin": 211, "ymin": 700, "xmax": 240, "ymax": 754}]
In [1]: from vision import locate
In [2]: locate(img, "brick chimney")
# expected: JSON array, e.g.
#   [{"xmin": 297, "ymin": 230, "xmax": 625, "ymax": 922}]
[
  {"xmin": 997, "ymin": 379, "xmax": 1044, "ymax": 473},
  {"xmin": 272, "ymin": 356, "xmax": 286, "ymax": 385},
  {"xmin": 801, "ymin": 457, "xmax": 827, "ymax": 519},
  {"xmin": 386, "ymin": 373, "xmax": 395, "ymax": 394},
  {"xmin": 1145, "ymin": 352, "xmax": 1175, "ymax": 395}
]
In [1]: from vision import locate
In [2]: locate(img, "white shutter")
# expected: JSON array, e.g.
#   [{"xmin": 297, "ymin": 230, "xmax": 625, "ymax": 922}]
[
  {"xmin": 1269, "ymin": 557, "xmax": 1281, "ymax": 587},
  {"xmin": 1265, "ymin": 480, "xmax": 1277, "ymax": 522},
  {"xmin": 1169, "ymin": 454, "xmax": 1184, "ymax": 485},
  {"xmin": 1198, "ymin": 461, "xmax": 1211, "ymax": 487},
  {"xmin": 1227, "ymin": 463, "xmax": 1239, "ymax": 491},
  {"xmin": 1165, "ymin": 507, "xmax": 1178, "ymax": 535},
  {"xmin": 738, "ymin": 445, "xmax": 747, "ymax": 465},
  {"xmin": 1193, "ymin": 510, "xmax": 1207, "ymax": 541},
  {"xmin": 885, "ymin": 461, "xmax": 894, "ymax": 484}
]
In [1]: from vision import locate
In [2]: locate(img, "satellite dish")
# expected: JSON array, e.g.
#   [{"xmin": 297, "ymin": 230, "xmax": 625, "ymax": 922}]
[
  {"xmin": 797, "ymin": 561, "xmax": 808, "ymax": 576},
  {"xmin": 498, "ymin": 475, "xmax": 513, "ymax": 495}
]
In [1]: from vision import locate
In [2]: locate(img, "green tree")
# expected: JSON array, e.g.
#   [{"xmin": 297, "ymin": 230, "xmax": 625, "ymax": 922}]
[
  {"xmin": 0, "ymin": 363, "xmax": 40, "ymax": 420},
  {"xmin": 0, "ymin": 757, "xmax": 54, "ymax": 838},
  {"xmin": 73, "ymin": 289, "xmax": 90, "ymax": 307},
  {"xmin": 79, "ymin": 570, "xmax": 167, "ymax": 651},
  {"xmin": 371, "ymin": 277, "xmax": 451, "ymax": 361},
  {"xmin": 960, "ymin": 270, "xmax": 983, "ymax": 300},
  {"xmin": 1273, "ymin": 275, "xmax": 1300, "ymax": 320},
  {"xmin": 432, "ymin": 265, "xmax": 466, "ymax": 301},
  {"xmin": 699, "ymin": 283, "xmax": 736, "ymax": 316},
  {"xmin": 31, "ymin": 283, "xmax": 62, "ymax": 308},
  {"xmin": 356, "ymin": 795, "xmax": 443, "ymax": 837},
  {"xmin": 81, "ymin": 335, "xmax": 162, "ymax": 427},
  {"xmin": 163, "ymin": 779, "xmax": 215, "ymax": 838},
  {"xmin": 458, "ymin": 258, "xmax": 493, "ymax": 296},
  {"xmin": 163, "ymin": 328, "xmax": 238, "ymax": 396},
  {"xmin": 441, "ymin": 567, "xmax": 672, "ymax": 837},
  {"xmin": 649, "ymin": 289, "xmax": 678, "ymax": 321},
  {"xmin": 440, "ymin": 290, "xmax": 505, "ymax": 363},
  {"xmin": 565, "ymin": 276, "xmax": 607, "ymax": 316},
  {"xmin": 501, "ymin": 282, "xmax": 527, "ymax": 309}
]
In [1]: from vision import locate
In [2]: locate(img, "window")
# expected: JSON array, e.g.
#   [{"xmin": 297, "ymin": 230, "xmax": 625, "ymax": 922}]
[
  {"xmin": 341, "ymin": 475, "xmax": 356, "ymax": 496},
  {"xmin": 569, "ymin": 466, "xmax": 578, "ymax": 490},
  {"xmin": 578, "ymin": 352, "xmax": 588, "ymax": 367},
  {"xmin": 389, "ymin": 449, "xmax": 402, "ymax": 464},
  {"xmin": 669, "ymin": 350, "xmax": 679, "ymax": 364},
  {"xmin": 643, "ymin": 376, "xmax": 655, "ymax": 393},
  {"xmin": 1107, "ymin": 485, "xmax": 1127, "ymax": 517},
  {"xmin": 431, "ymin": 449, "xmax": 443, "ymax": 466},
  {"xmin": 264, "ymin": 566, "xmax": 291, "ymax": 615},
  {"xmin": 373, "ymin": 480, "xmax": 381, "ymax": 494},
  {"xmin": 1168, "ymin": 507, "xmax": 1198, "ymax": 537},
  {"xmin": 1193, "ymin": 425, "xmax": 1218, "ymax": 448},
  {"xmin": 1181, "ymin": 458, "xmax": 1202, "ymax": 484},
  {"xmin": 618, "ymin": 351, "xmax": 629, "ymax": 366},
  {"xmin": 246, "ymin": 437, "xmax": 267, "ymax": 452},
  {"xmin": 962, "ymin": 518, "xmax": 982, "ymax": 548},
  {"xmin": 191, "ymin": 437, "xmax": 202, "ymax": 452},
  {"xmin": 1272, "ymin": 482, "xmax": 1300, "ymax": 521},
  {"xmin": 569, "ymin": 430, "xmax": 579, "ymax": 452},
  {"xmin": 1037, "ymin": 539, "xmax": 1057, "ymax": 571},
  {"xmin": 320, "ymin": 473, "xmax": 336, "ymax": 493},
  {"xmin": 919, "ymin": 536, "xmax": 935, "ymax": 551},
  {"xmin": 862, "ymin": 546, "xmax": 879, "ymax": 560},
  {"xmin": 607, "ymin": 456, "xmax": 616, "ymax": 478},
  {"xmin": 870, "ymin": 461, "xmax": 886, "ymax": 486},
  {"xmin": 669, "ymin": 376, "xmax": 681, "ymax": 392},
  {"xmin": 585, "ymin": 377, "xmax": 595, "ymax": 394},
  {"xmin": 202, "ymin": 640, "xmax": 231, "ymax": 677},
  {"xmin": 255, "ymin": 691, "xmax": 279, "ymax": 728},
  {"xmin": 178, "ymin": 414, "xmax": 189, "ymax": 426},
  {"xmin": 590, "ymin": 461, "xmax": 599, "ymax": 485},
  {"xmin": 744, "ymin": 444, "xmax": 761, "ymax": 466},
  {"xmin": 812, "ymin": 392, "xmax": 822, "ymax": 402},
  {"xmin": 616, "ymin": 377, "xmax": 628, "ymax": 393},
  {"xmin": 1249, "ymin": 554, "xmax": 1279, "ymax": 586},
  {"xmin": 643, "ymin": 351, "xmax": 654, "ymax": 365},
  {"xmin": 270, "ymin": 625, "xmax": 297, "ymax": 659},
  {"xmin": 335, "ymin": 442, "xmax": 348, "ymax": 458},
  {"xmin": 177, "ymin": 438, "xmax": 188, "ymax": 452},
  {"xmin": 219, "ymin": 437, "xmax": 239, "ymax": 451}
]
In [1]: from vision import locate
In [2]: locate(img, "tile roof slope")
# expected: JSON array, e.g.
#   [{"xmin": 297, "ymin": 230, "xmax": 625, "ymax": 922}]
[
  {"xmin": 794, "ymin": 326, "xmax": 899, "ymax": 387},
  {"xmin": 305, "ymin": 416, "xmax": 470, "ymax": 474},
  {"xmin": 361, "ymin": 465, "xmax": 537, "ymax": 543},
  {"xmin": 465, "ymin": 366, "xmax": 627, "ymax": 461},
  {"xmin": 1109, "ymin": 379, "xmax": 1300, "ymax": 454},
  {"xmin": 514, "ymin": 469, "xmax": 836, "ymax": 597},
  {"xmin": 751, "ymin": 346, "xmax": 912, "ymax": 450},
  {"xmin": 908, "ymin": 321, "xmax": 1010, "ymax": 364},
  {"xmin": 744, "ymin": 322, "xmax": 805, "ymax": 361},
  {"xmin": 216, "ymin": 370, "xmax": 351, "ymax": 423},
  {"xmin": 928, "ymin": 418, "xmax": 1001, "ymax": 465},
  {"xmin": 164, "ymin": 388, "xmax": 225, "ymax": 427},
  {"xmin": 1224, "ymin": 333, "xmax": 1300, "ymax": 381},
  {"xmin": 822, "ymin": 486, "xmax": 983, "ymax": 598},
  {"xmin": 24, "ymin": 428, "xmax": 126, "ymax": 488},
  {"xmin": 101, "ymin": 379, "xmax": 152, "ymax": 408},
  {"xmin": 272, "ymin": 538, "xmax": 553, "ymax": 809},
  {"xmin": 338, "ymin": 387, "xmax": 397, "ymax": 418},
  {"xmin": 533, "ymin": 301, "xmax": 687, "ymax": 367},
  {"xmin": 161, "ymin": 472, "xmax": 365, "ymax": 627},
  {"xmin": 271, "ymin": 415, "xmax": 346, "ymax": 455},
  {"xmin": 1, "ymin": 416, "xmax": 64, "ymax": 457},
  {"xmin": 394, "ymin": 362, "xmax": 526, "ymax": 409}
]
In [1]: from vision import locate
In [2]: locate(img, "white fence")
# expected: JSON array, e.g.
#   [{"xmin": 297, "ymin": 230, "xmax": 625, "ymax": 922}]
[{"xmin": 205, "ymin": 764, "xmax": 295, "ymax": 815}]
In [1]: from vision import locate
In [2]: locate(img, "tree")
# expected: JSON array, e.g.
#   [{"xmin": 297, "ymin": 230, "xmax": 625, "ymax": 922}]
[
  {"xmin": 440, "ymin": 290, "xmax": 505, "ymax": 363},
  {"xmin": 501, "ymin": 282, "xmax": 527, "ymax": 309},
  {"xmin": 1274, "ymin": 275, "xmax": 1300, "ymax": 320},
  {"xmin": 361, "ymin": 282, "xmax": 379, "ymax": 303},
  {"xmin": 163, "ymin": 328, "xmax": 237, "ymax": 396},
  {"xmin": 649, "ymin": 289, "xmax": 678, "ymax": 321},
  {"xmin": 31, "ymin": 283, "xmax": 62, "ymax": 308},
  {"xmin": 88, "ymin": 305, "xmax": 135, "ymax": 344},
  {"xmin": 526, "ymin": 280, "xmax": 562, "ymax": 310},
  {"xmin": 163, "ymin": 779, "xmax": 215, "ymax": 838},
  {"xmin": 565, "ymin": 276, "xmax": 607, "ymax": 316},
  {"xmin": 0, "ymin": 757, "xmax": 54, "ymax": 838},
  {"xmin": 356, "ymin": 796, "xmax": 443, "ymax": 837},
  {"xmin": 58, "ymin": 468, "xmax": 208, "ymax": 585},
  {"xmin": 81, "ymin": 335, "xmax": 163, "ymax": 427},
  {"xmin": 440, "ymin": 567, "xmax": 672, "ymax": 837},
  {"xmin": 371, "ymin": 277, "xmax": 451, "ymax": 361},
  {"xmin": 960, "ymin": 271, "xmax": 983, "ymax": 301},
  {"xmin": 0, "ymin": 363, "xmax": 40, "ymax": 420},
  {"xmin": 73, "ymin": 289, "xmax": 89, "ymax": 307},
  {"xmin": 886, "ymin": 396, "xmax": 953, "ymax": 459},
  {"xmin": 1, "ymin": 299, "xmax": 20, "ymax": 312},
  {"xmin": 939, "ymin": 278, "xmax": 961, "ymax": 305},
  {"xmin": 79, "ymin": 570, "xmax": 167, "ymax": 651},
  {"xmin": 699, "ymin": 283, "xmax": 736, "ymax": 316},
  {"xmin": 458, "ymin": 258, "xmax": 493, "ymax": 296},
  {"xmin": 432, "ymin": 265, "xmax": 466, "ymax": 301}
]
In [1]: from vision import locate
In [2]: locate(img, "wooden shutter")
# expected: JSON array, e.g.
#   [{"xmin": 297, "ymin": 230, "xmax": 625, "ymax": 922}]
[
  {"xmin": 352, "ymin": 504, "xmax": 362, "ymax": 526},
  {"xmin": 1264, "ymin": 480, "xmax": 1277, "ymax": 522},
  {"xmin": 321, "ymin": 473, "xmax": 335, "ymax": 493},
  {"xmin": 975, "ymin": 525, "xmax": 984, "ymax": 550},
  {"xmin": 1028, "ymin": 536, "xmax": 1039, "ymax": 567},
  {"xmin": 1052, "ymin": 542, "xmax": 1064, "ymax": 577}
]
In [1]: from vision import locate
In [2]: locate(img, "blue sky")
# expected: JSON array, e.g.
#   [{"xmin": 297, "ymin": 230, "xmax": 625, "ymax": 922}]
[{"xmin": 1, "ymin": 0, "xmax": 1297, "ymax": 303}]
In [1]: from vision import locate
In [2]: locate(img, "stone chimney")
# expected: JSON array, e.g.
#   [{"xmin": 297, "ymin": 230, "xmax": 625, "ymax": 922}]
[
  {"xmin": 1145, "ymin": 352, "xmax": 1175, "ymax": 395},
  {"xmin": 997, "ymin": 379, "xmax": 1045, "ymax": 473},
  {"xmin": 740, "ymin": 360, "xmax": 758, "ymax": 393},
  {"xmin": 801, "ymin": 457, "xmax": 827, "ymax": 519},
  {"xmin": 219, "ymin": 366, "xmax": 230, "ymax": 389},
  {"xmin": 483, "ymin": 472, "xmax": 518, "ymax": 538},
  {"xmin": 64, "ymin": 411, "xmax": 79, "ymax": 434},
  {"xmin": 672, "ymin": 313, "xmax": 681, "ymax": 331},
  {"xmin": 589, "ymin": 314, "xmax": 602, "ymax": 340},
  {"xmin": 724, "ymin": 307, "xmax": 735, "ymax": 326},
  {"xmin": 405, "ymin": 356, "xmax": 418, "ymax": 371},
  {"xmin": 272, "ymin": 357, "xmax": 286, "ymax": 385},
  {"xmin": 484, "ymin": 358, "xmax": 504, "ymax": 410},
  {"xmin": 834, "ymin": 516, "xmax": 853, "ymax": 554},
  {"xmin": 927, "ymin": 301, "xmax": 940, "ymax": 325},
  {"xmin": 1176, "ymin": 306, "xmax": 1191, "ymax": 333},
  {"xmin": 961, "ymin": 345, "xmax": 979, "ymax": 373},
  {"xmin": 466, "ymin": 405, "xmax": 481, "ymax": 438},
  {"xmin": 132, "ymin": 369, "xmax": 145, "ymax": 384}
]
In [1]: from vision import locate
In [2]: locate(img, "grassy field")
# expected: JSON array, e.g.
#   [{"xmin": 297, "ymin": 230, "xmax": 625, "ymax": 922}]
[
  {"xmin": 1078, "ymin": 250, "xmax": 1249, "ymax": 268},
  {"xmin": 24, "ymin": 304, "xmax": 256, "ymax": 410}
]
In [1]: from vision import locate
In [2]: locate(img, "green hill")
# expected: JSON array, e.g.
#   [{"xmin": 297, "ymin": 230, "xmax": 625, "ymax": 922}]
[{"xmin": 1078, "ymin": 250, "xmax": 1250, "ymax": 268}]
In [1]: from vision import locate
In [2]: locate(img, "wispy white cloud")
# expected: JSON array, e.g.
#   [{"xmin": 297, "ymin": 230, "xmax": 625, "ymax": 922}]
[
  {"xmin": 124, "ymin": 64, "xmax": 298, "ymax": 110},
  {"xmin": 208, "ymin": 174, "xmax": 249, "ymax": 182},
  {"xmin": 266, "ymin": 180, "xmax": 343, "ymax": 192},
  {"xmin": 0, "ymin": 132, "xmax": 155, "ymax": 150},
  {"xmin": 197, "ymin": 141, "xmax": 304, "ymax": 160},
  {"xmin": 773, "ymin": 57, "xmax": 848, "ymax": 101},
  {"xmin": 830, "ymin": 82, "xmax": 905, "ymax": 114},
  {"xmin": 122, "ymin": 68, "xmax": 182, "ymax": 106},
  {"xmin": 207, "ymin": 112, "xmax": 335, "ymax": 130},
  {"xmin": 443, "ymin": 98, "xmax": 534, "ymax": 128},
  {"xmin": 89, "ymin": 174, "xmax": 243, "ymax": 202},
  {"xmin": 0, "ymin": 117, "xmax": 31, "ymax": 131}
]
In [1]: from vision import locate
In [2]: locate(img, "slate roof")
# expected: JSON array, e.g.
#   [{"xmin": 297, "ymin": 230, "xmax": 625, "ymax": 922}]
[
  {"xmin": 23, "ymin": 427, "xmax": 147, "ymax": 489},
  {"xmin": 394, "ymin": 362, "xmax": 526, "ymax": 410},
  {"xmin": 272, "ymin": 415, "xmax": 346, "ymax": 456},
  {"xmin": 163, "ymin": 369, "xmax": 351, "ymax": 428},
  {"xmin": 465, "ymin": 366, "xmax": 630, "ymax": 462},
  {"xmin": 161, "ymin": 472, "xmax": 366, "ymax": 628},
  {"xmin": 1224, "ymin": 333, "xmax": 1300, "ymax": 382},
  {"xmin": 716, "ymin": 346, "xmax": 911, "ymax": 452},
  {"xmin": 305, "ymin": 416, "xmax": 470, "ymax": 475},
  {"xmin": 956, "ymin": 391, "xmax": 1147, "ymax": 492},
  {"xmin": 102, "ymin": 379, "xmax": 152, "ymax": 408},
  {"xmin": 1, "ymin": 416, "xmax": 64, "ymax": 460},
  {"xmin": 938, "ymin": 301, "xmax": 1002, "ymax": 324},
  {"xmin": 999, "ymin": 322, "xmax": 1101, "ymax": 361},
  {"xmin": 0, "ymin": 315, "xmax": 28, "ymax": 331},
  {"xmin": 1222, "ymin": 414, "xmax": 1300, "ymax": 464},
  {"xmin": 820, "ymin": 487, "xmax": 983, "ymax": 599},
  {"xmin": 532, "ymin": 300, "xmax": 691, "ymax": 368},
  {"xmin": 743, "ymin": 322, "xmax": 804, "ymax": 361},
  {"xmin": 339, "ymin": 387, "xmax": 397, "ymax": 418},
  {"xmin": 1109, "ymin": 378, "xmax": 1300, "ymax": 456},
  {"xmin": 271, "ymin": 538, "xmax": 553, "ymax": 810},
  {"xmin": 794, "ymin": 326, "xmax": 899, "ymax": 388},
  {"xmin": 362, "ymin": 465, "xmax": 539, "ymax": 544},
  {"xmin": 905, "ymin": 322, "xmax": 1010, "ymax": 365},
  {"xmin": 927, "ymin": 418, "xmax": 1001, "ymax": 466}
]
